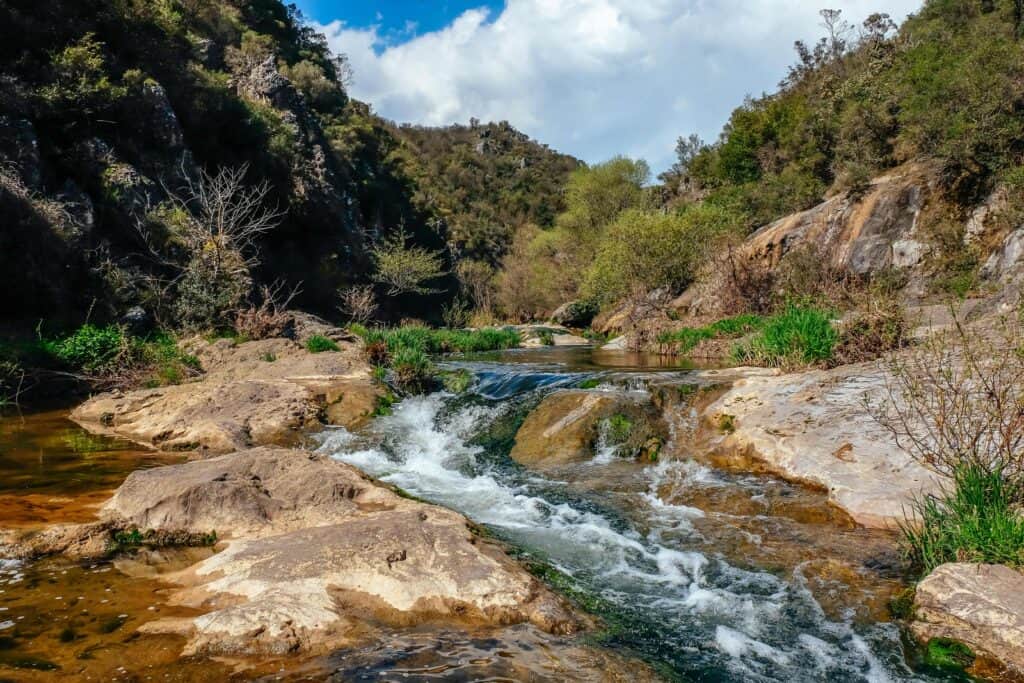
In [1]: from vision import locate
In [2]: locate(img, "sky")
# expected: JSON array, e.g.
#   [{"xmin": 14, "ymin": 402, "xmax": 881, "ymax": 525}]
[{"xmin": 294, "ymin": 0, "xmax": 923, "ymax": 174}]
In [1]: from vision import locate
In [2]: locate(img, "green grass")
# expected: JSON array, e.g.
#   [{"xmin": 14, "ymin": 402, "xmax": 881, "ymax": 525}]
[
  {"xmin": 657, "ymin": 314, "xmax": 764, "ymax": 356},
  {"xmin": 357, "ymin": 325, "xmax": 521, "ymax": 356},
  {"xmin": 901, "ymin": 465, "xmax": 1024, "ymax": 574},
  {"xmin": 732, "ymin": 305, "xmax": 837, "ymax": 365},
  {"xmin": 350, "ymin": 325, "xmax": 520, "ymax": 397},
  {"xmin": 305, "ymin": 334, "xmax": 339, "ymax": 353},
  {"xmin": 537, "ymin": 329, "xmax": 555, "ymax": 346}
]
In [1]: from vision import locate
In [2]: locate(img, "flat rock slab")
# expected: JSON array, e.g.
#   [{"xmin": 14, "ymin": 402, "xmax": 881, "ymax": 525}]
[
  {"xmin": 913, "ymin": 563, "xmax": 1024, "ymax": 674},
  {"xmin": 71, "ymin": 337, "xmax": 380, "ymax": 455},
  {"xmin": 103, "ymin": 447, "xmax": 576, "ymax": 656},
  {"xmin": 698, "ymin": 362, "xmax": 938, "ymax": 528}
]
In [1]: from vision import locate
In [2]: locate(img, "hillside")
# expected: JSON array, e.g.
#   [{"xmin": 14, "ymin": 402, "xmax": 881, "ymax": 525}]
[{"xmin": 0, "ymin": 0, "xmax": 576, "ymax": 329}]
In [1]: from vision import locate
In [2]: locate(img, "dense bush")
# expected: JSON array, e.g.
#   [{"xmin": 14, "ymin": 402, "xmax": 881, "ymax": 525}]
[
  {"xmin": 582, "ymin": 204, "xmax": 742, "ymax": 306},
  {"xmin": 305, "ymin": 334, "xmax": 339, "ymax": 353}
]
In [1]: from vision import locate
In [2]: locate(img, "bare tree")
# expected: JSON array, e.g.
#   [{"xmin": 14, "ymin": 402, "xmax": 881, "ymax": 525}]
[
  {"xmin": 338, "ymin": 284, "xmax": 378, "ymax": 324},
  {"xmin": 867, "ymin": 315, "xmax": 1024, "ymax": 481},
  {"xmin": 137, "ymin": 164, "xmax": 285, "ymax": 328}
]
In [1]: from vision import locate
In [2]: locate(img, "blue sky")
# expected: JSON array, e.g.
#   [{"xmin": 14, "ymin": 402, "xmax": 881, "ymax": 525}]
[
  {"xmin": 294, "ymin": 1, "xmax": 503, "ymax": 42},
  {"xmin": 297, "ymin": 1, "xmax": 922, "ymax": 173}
]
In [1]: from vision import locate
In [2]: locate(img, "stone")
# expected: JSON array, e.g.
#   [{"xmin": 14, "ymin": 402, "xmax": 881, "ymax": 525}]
[
  {"xmin": 913, "ymin": 563, "xmax": 1024, "ymax": 675},
  {"xmin": 696, "ymin": 362, "xmax": 939, "ymax": 528},
  {"xmin": 550, "ymin": 301, "xmax": 597, "ymax": 328},
  {"xmin": 120, "ymin": 306, "xmax": 151, "ymax": 335},
  {"xmin": 510, "ymin": 390, "xmax": 662, "ymax": 467},
  {"xmin": 71, "ymin": 336, "xmax": 380, "ymax": 454},
  {"xmin": 100, "ymin": 447, "xmax": 578, "ymax": 656}
]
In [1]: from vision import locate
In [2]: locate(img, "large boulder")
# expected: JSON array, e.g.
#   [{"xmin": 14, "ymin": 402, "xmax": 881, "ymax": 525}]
[
  {"xmin": 696, "ymin": 361, "xmax": 939, "ymax": 528},
  {"xmin": 510, "ymin": 390, "xmax": 663, "ymax": 467},
  {"xmin": 71, "ymin": 336, "xmax": 380, "ymax": 455},
  {"xmin": 550, "ymin": 301, "xmax": 597, "ymax": 328},
  {"xmin": 912, "ymin": 563, "xmax": 1024, "ymax": 675},
  {"xmin": 100, "ymin": 447, "xmax": 577, "ymax": 656}
]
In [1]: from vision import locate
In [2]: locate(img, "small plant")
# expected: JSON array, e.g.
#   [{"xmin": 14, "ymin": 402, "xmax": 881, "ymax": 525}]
[
  {"xmin": 305, "ymin": 335, "xmax": 339, "ymax": 353},
  {"xmin": 113, "ymin": 528, "xmax": 144, "ymax": 547},
  {"xmin": 579, "ymin": 378, "xmax": 602, "ymax": 390},
  {"xmin": 538, "ymin": 329, "xmax": 555, "ymax": 346},
  {"xmin": 372, "ymin": 364, "xmax": 387, "ymax": 383},
  {"xmin": 45, "ymin": 324, "xmax": 127, "ymax": 373},
  {"xmin": 260, "ymin": 352, "xmax": 277, "ymax": 362},
  {"xmin": 717, "ymin": 414, "xmax": 736, "ymax": 434},
  {"xmin": 441, "ymin": 368, "xmax": 472, "ymax": 393},
  {"xmin": 605, "ymin": 413, "xmax": 634, "ymax": 445},
  {"xmin": 372, "ymin": 391, "xmax": 396, "ymax": 417},
  {"xmin": 391, "ymin": 347, "xmax": 435, "ymax": 394}
]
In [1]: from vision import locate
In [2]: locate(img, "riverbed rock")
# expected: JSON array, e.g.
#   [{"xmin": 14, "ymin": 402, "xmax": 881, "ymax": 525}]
[
  {"xmin": 912, "ymin": 563, "xmax": 1024, "ymax": 675},
  {"xmin": 101, "ymin": 447, "xmax": 577, "ymax": 656},
  {"xmin": 695, "ymin": 361, "xmax": 939, "ymax": 528},
  {"xmin": 71, "ymin": 336, "xmax": 380, "ymax": 455},
  {"xmin": 510, "ymin": 390, "xmax": 662, "ymax": 467},
  {"xmin": 514, "ymin": 324, "xmax": 590, "ymax": 347}
]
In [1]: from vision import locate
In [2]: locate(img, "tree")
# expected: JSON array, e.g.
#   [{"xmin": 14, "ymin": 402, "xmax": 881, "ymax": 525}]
[
  {"xmin": 139, "ymin": 164, "xmax": 284, "ymax": 327},
  {"xmin": 338, "ymin": 284, "xmax": 377, "ymax": 324},
  {"xmin": 370, "ymin": 229, "xmax": 448, "ymax": 296}
]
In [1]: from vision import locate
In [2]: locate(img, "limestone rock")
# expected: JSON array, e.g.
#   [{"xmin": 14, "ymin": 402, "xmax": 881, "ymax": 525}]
[
  {"xmin": 913, "ymin": 563, "xmax": 1024, "ymax": 674},
  {"xmin": 71, "ymin": 336, "xmax": 380, "ymax": 454},
  {"xmin": 511, "ymin": 390, "xmax": 661, "ymax": 467},
  {"xmin": 103, "ymin": 447, "xmax": 578, "ymax": 656},
  {"xmin": 697, "ymin": 361, "xmax": 939, "ymax": 528}
]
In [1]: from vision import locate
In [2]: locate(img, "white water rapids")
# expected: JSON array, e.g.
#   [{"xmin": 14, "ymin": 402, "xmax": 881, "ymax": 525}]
[{"xmin": 314, "ymin": 360, "xmax": 949, "ymax": 682}]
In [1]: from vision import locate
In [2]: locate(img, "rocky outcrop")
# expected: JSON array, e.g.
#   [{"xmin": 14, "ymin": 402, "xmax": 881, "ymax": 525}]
[
  {"xmin": 100, "ymin": 447, "xmax": 578, "ymax": 656},
  {"xmin": 71, "ymin": 335, "xmax": 380, "ymax": 455},
  {"xmin": 510, "ymin": 390, "xmax": 664, "ymax": 467},
  {"xmin": 550, "ymin": 301, "xmax": 597, "ymax": 328},
  {"xmin": 913, "ymin": 563, "xmax": 1024, "ymax": 674},
  {"xmin": 692, "ymin": 362, "xmax": 938, "ymax": 529}
]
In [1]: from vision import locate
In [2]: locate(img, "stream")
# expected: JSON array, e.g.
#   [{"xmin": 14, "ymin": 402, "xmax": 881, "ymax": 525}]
[
  {"xmin": 315, "ymin": 346, "xmax": 963, "ymax": 682},
  {"xmin": 0, "ymin": 347, "xmax": 969, "ymax": 681}
]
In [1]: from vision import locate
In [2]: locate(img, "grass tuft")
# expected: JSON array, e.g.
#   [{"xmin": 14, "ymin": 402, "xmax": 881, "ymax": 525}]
[{"xmin": 901, "ymin": 465, "xmax": 1024, "ymax": 574}]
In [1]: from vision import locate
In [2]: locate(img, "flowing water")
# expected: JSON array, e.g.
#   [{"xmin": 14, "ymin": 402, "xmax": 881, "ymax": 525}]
[
  {"xmin": 0, "ymin": 350, "xmax": 971, "ymax": 681},
  {"xmin": 314, "ymin": 346, "xmax": 966, "ymax": 683}
]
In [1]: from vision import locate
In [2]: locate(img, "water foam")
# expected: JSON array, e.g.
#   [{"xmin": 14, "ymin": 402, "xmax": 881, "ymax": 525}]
[{"xmin": 315, "ymin": 369, "xmax": 929, "ymax": 682}]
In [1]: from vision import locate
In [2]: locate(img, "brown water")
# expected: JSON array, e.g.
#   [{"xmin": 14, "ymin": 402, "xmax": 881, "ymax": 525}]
[{"xmin": 0, "ymin": 410, "xmax": 182, "ymax": 528}]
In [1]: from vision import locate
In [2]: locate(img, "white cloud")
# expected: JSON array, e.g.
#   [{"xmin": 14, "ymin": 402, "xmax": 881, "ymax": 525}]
[{"xmin": 316, "ymin": 0, "xmax": 922, "ymax": 173}]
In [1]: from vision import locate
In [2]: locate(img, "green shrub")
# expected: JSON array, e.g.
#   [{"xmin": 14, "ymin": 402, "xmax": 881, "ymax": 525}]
[
  {"xmin": 901, "ymin": 465, "xmax": 1024, "ymax": 574},
  {"xmin": 538, "ymin": 329, "xmax": 555, "ymax": 346},
  {"xmin": 44, "ymin": 324, "xmax": 126, "ymax": 373},
  {"xmin": 733, "ymin": 305, "xmax": 837, "ymax": 365},
  {"xmin": 604, "ymin": 413, "xmax": 634, "ymax": 445},
  {"xmin": 305, "ymin": 335, "xmax": 339, "ymax": 353},
  {"xmin": 579, "ymin": 378, "xmax": 602, "ymax": 390}
]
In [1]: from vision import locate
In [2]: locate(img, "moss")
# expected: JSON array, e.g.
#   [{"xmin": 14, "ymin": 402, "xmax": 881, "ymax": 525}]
[
  {"xmin": 888, "ymin": 586, "xmax": 916, "ymax": 620},
  {"xmin": 924, "ymin": 638, "xmax": 974, "ymax": 670},
  {"xmin": 579, "ymin": 377, "xmax": 602, "ymax": 390}
]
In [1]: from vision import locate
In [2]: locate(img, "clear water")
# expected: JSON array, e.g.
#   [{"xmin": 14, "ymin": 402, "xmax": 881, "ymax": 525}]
[{"xmin": 314, "ymin": 348, "xmax": 966, "ymax": 683}]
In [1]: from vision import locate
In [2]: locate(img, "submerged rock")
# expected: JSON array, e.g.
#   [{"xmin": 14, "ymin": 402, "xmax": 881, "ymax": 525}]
[
  {"xmin": 71, "ymin": 336, "xmax": 380, "ymax": 455},
  {"xmin": 101, "ymin": 447, "xmax": 578, "ymax": 656},
  {"xmin": 913, "ymin": 563, "xmax": 1024, "ymax": 675}
]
